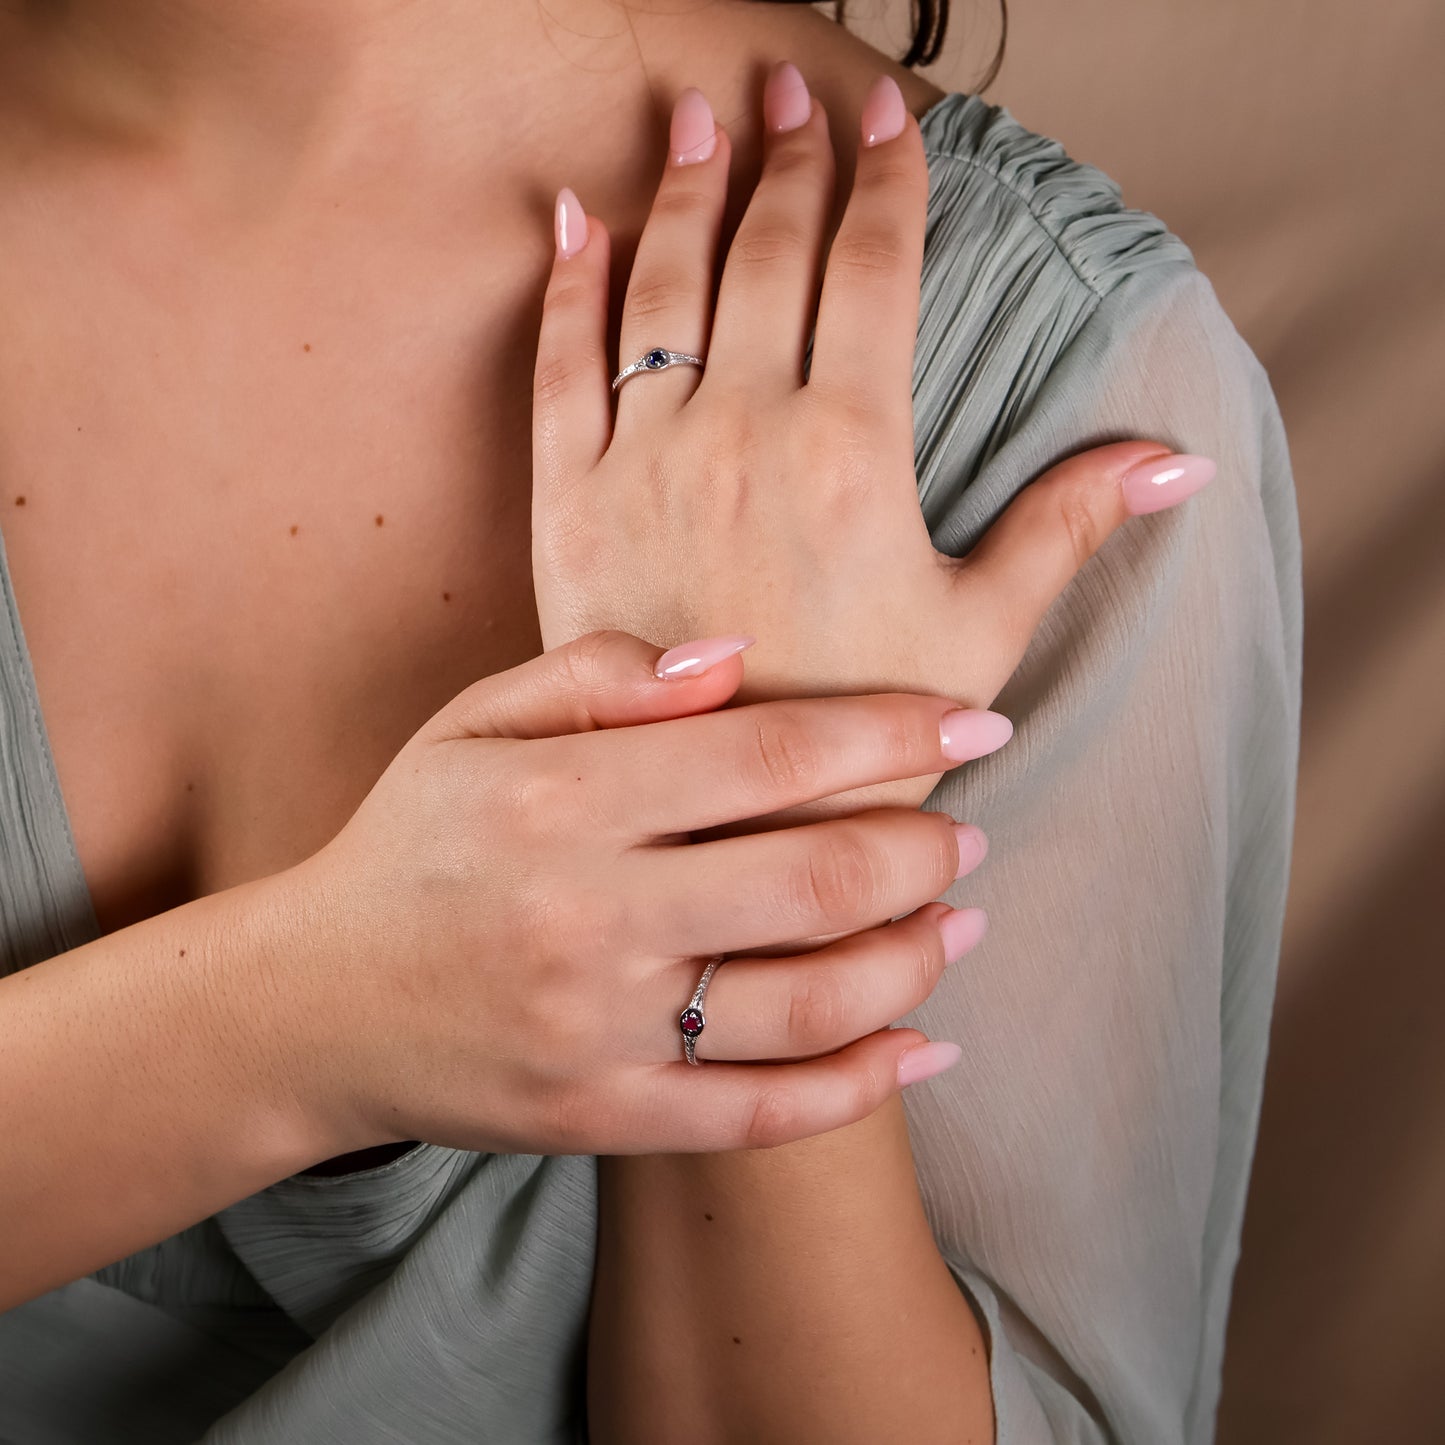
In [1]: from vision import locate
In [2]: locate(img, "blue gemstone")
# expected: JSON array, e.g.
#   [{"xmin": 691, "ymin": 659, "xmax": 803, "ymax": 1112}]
[{"xmin": 645, "ymin": 349, "xmax": 669, "ymax": 369}]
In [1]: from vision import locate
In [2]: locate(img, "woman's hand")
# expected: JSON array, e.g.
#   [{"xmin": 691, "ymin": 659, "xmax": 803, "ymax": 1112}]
[
  {"xmin": 279, "ymin": 630, "xmax": 1009, "ymax": 1162},
  {"xmin": 531, "ymin": 67, "xmax": 1215, "ymax": 818}
]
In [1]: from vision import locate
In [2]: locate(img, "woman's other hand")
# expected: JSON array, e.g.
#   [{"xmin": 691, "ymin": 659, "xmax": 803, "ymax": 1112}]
[
  {"xmin": 531, "ymin": 65, "xmax": 1215, "ymax": 817},
  {"xmin": 278, "ymin": 630, "xmax": 1008, "ymax": 1163}
]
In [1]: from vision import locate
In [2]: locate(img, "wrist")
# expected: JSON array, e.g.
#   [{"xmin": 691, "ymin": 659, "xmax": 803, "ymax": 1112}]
[{"xmin": 210, "ymin": 859, "xmax": 384, "ymax": 1168}]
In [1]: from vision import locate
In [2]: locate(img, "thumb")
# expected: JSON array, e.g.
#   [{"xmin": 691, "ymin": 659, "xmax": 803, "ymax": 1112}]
[
  {"xmin": 422, "ymin": 629, "xmax": 755, "ymax": 743},
  {"xmin": 953, "ymin": 440, "xmax": 1216, "ymax": 652}
]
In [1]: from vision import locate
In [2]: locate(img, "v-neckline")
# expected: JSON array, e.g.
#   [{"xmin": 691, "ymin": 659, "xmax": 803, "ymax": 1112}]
[{"xmin": 0, "ymin": 92, "xmax": 980, "ymax": 962}]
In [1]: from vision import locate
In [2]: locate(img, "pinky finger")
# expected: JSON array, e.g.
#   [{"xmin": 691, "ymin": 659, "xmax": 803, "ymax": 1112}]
[
  {"xmin": 634, "ymin": 1026, "xmax": 959, "ymax": 1155},
  {"xmin": 533, "ymin": 188, "xmax": 613, "ymax": 493}
]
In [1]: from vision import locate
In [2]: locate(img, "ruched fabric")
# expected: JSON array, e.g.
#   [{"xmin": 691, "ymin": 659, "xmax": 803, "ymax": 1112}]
[{"xmin": 0, "ymin": 91, "xmax": 1302, "ymax": 1444}]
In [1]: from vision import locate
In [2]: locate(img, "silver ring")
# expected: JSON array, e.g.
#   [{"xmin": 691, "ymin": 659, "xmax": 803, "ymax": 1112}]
[
  {"xmin": 679, "ymin": 957, "xmax": 723, "ymax": 1065},
  {"xmin": 612, "ymin": 346, "xmax": 705, "ymax": 392}
]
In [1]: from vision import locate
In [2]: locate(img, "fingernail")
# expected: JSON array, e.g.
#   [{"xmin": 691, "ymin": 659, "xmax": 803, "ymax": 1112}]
[
  {"xmin": 764, "ymin": 61, "xmax": 812, "ymax": 133},
  {"xmin": 654, "ymin": 634, "xmax": 756, "ymax": 679},
  {"xmin": 898, "ymin": 1040, "xmax": 963, "ymax": 1088},
  {"xmin": 938, "ymin": 907, "xmax": 989, "ymax": 963},
  {"xmin": 1120, "ymin": 453, "xmax": 1216, "ymax": 516},
  {"xmin": 860, "ymin": 74, "xmax": 907, "ymax": 147},
  {"xmin": 951, "ymin": 824, "xmax": 989, "ymax": 878},
  {"xmin": 555, "ymin": 187, "xmax": 588, "ymax": 259},
  {"xmin": 671, "ymin": 88, "xmax": 718, "ymax": 165},
  {"xmin": 939, "ymin": 709, "xmax": 1013, "ymax": 762}
]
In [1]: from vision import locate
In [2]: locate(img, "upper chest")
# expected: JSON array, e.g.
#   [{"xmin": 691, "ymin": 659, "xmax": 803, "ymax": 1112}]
[{"xmin": 0, "ymin": 199, "xmax": 551, "ymax": 939}]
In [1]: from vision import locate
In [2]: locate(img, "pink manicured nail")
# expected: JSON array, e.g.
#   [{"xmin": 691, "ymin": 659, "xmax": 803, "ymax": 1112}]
[
  {"xmin": 654, "ymin": 634, "xmax": 756, "ymax": 679},
  {"xmin": 555, "ymin": 187, "xmax": 588, "ymax": 259},
  {"xmin": 764, "ymin": 61, "xmax": 812, "ymax": 133},
  {"xmin": 898, "ymin": 1040, "xmax": 963, "ymax": 1088},
  {"xmin": 952, "ymin": 824, "xmax": 989, "ymax": 878},
  {"xmin": 671, "ymin": 88, "xmax": 719, "ymax": 165},
  {"xmin": 938, "ymin": 907, "xmax": 989, "ymax": 963},
  {"xmin": 860, "ymin": 74, "xmax": 907, "ymax": 147},
  {"xmin": 939, "ymin": 709, "xmax": 1013, "ymax": 762},
  {"xmin": 1120, "ymin": 453, "xmax": 1217, "ymax": 515}
]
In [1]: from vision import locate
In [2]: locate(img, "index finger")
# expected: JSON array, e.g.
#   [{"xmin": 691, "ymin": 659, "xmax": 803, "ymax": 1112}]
[
  {"xmin": 807, "ymin": 74, "xmax": 928, "ymax": 411},
  {"xmin": 541, "ymin": 692, "xmax": 1014, "ymax": 837}
]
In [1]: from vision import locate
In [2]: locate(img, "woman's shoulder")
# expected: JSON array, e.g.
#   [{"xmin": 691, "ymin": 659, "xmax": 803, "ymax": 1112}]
[{"xmin": 916, "ymin": 92, "xmax": 1196, "ymax": 302}]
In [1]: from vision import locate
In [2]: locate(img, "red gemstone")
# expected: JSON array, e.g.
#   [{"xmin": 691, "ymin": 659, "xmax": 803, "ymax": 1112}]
[{"xmin": 681, "ymin": 1010, "xmax": 703, "ymax": 1035}]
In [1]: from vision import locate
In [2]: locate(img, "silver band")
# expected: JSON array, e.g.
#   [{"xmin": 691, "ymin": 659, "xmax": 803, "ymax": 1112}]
[
  {"xmin": 678, "ymin": 957, "xmax": 723, "ymax": 1065},
  {"xmin": 612, "ymin": 346, "xmax": 705, "ymax": 392}
]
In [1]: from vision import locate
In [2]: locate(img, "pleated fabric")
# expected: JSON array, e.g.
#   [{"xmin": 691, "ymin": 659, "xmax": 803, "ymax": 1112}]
[{"xmin": 0, "ymin": 91, "xmax": 1302, "ymax": 1444}]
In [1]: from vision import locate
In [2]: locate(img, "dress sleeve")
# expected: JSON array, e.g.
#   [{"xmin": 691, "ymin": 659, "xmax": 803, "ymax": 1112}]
[{"xmin": 899, "ymin": 255, "xmax": 1303, "ymax": 1444}]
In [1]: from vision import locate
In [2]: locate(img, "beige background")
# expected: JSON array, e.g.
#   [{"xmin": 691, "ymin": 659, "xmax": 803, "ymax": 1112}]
[{"xmin": 848, "ymin": 0, "xmax": 1445, "ymax": 1438}]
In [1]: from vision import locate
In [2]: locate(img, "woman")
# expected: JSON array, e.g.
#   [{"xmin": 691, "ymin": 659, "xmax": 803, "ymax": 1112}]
[{"xmin": 0, "ymin": 1, "xmax": 1301, "ymax": 1442}]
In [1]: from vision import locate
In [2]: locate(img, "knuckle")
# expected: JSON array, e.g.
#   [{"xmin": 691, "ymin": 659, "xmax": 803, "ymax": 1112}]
[
  {"xmin": 793, "ymin": 830, "xmax": 879, "ymax": 924},
  {"xmin": 786, "ymin": 967, "xmax": 848, "ymax": 1052},
  {"xmin": 727, "ymin": 221, "xmax": 808, "ymax": 271},
  {"xmin": 533, "ymin": 351, "xmax": 594, "ymax": 407},
  {"xmin": 649, "ymin": 183, "xmax": 716, "ymax": 226},
  {"xmin": 743, "ymin": 1085, "xmax": 801, "ymax": 1150},
  {"xmin": 625, "ymin": 273, "xmax": 695, "ymax": 327},
  {"xmin": 830, "ymin": 227, "xmax": 903, "ymax": 280},
  {"xmin": 1055, "ymin": 486, "xmax": 1106, "ymax": 569},
  {"xmin": 747, "ymin": 708, "xmax": 821, "ymax": 797},
  {"xmin": 557, "ymin": 628, "xmax": 627, "ymax": 690}
]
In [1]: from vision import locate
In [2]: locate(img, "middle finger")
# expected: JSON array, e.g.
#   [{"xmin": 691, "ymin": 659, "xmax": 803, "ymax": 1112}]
[{"xmin": 705, "ymin": 61, "xmax": 836, "ymax": 390}]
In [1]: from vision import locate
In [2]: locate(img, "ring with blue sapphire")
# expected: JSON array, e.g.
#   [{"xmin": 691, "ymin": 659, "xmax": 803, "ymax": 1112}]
[
  {"xmin": 612, "ymin": 345, "xmax": 706, "ymax": 393},
  {"xmin": 679, "ymin": 956, "xmax": 724, "ymax": 1065}
]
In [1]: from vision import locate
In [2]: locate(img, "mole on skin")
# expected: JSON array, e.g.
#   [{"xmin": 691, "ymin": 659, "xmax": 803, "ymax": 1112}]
[
  {"xmin": 289, "ymin": 525, "xmax": 299, "ymax": 536},
  {"xmin": 13, "ymin": 496, "xmax": 24, "ymax": 506},
  {"xmin": 732, "ymin": 1336, "xmax": 742, "ymax": 1345},
  {"xmin": 442, "ymin": 591, "xmax": 451, "ymax": 602},
  {"xmin": 303, "ymin": 343, "xmax": 312, "ymax": 352},
  {"xmin": 375, "ymin": 515, "xmax": 384, "ymax": 527}
]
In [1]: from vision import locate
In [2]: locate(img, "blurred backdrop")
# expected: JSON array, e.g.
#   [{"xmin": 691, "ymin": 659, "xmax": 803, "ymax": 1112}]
[{"xmin": 847, "ymin": 1, "xmax": 1445, "ymax": 1439}]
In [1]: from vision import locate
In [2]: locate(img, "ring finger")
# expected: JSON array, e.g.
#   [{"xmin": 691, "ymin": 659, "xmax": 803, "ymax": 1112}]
[
  {"xmin": 670, "ymin": 901, "xmax": 988, "ymax": 1063},
  {"xmin": 613, "ymin": 88, "xmax": 730, "ymax": 430}
]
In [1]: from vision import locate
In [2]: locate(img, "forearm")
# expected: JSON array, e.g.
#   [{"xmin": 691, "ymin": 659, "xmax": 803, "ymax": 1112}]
[
  {"xmin": 0, "ymin": 866, "xmax": 329, "ymax": 1311},
  {"xmin": 587, "ymin": 1094, "xmax": 994, "ymax": 1445}
]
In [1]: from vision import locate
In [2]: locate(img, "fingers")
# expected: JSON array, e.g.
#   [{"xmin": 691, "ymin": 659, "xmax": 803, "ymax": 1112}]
[
  {"xmin": 423, "ymin": 629, "xmax": 751, "ymax": 743},
  {"xmin": 533, "ymin": 190, "xmax": 613, "ymax": 493},
  {"xmin": 672, "ymin": 900, "xmax": 988, "ymax": 1061},
  {"xmin": 641, "ymin": 808, "xmax": 985, "ymax": 957},
  {"xmin": 807, "ymin": 74, "xmax": 929, "ymax": 416},
  {"xmin": 956, "ymin": 442, "xmax": 1218, "ymax": 662},
  {"xmin": 613, "ymin": 88, "xmax": 731, "ymax": 430},
  {"xmin": 547, "ymin": 690, "xmax": 1013, "ymax": 837},
  {"xmin": 604, "ymin": 1024, "xmax": 954, "ymax": 1154},
  {"xmin": 705, "ymin": 62, "xmax": 836, "ymax": 389}
]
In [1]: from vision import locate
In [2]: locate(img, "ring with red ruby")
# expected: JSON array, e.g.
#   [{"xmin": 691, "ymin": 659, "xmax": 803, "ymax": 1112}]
[{"xmin": 679, "ymin": 956, "xmax": 723, "ymax": 1066}]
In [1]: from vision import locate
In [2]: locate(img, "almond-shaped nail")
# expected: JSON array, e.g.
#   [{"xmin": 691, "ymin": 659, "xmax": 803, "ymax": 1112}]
[
  {"xmin": 555, "ymin": 187, "xmax": 588, "ymax": 259},
  {"xmin": 938, "ymin": 907, "xmax": 989, "ymax": 963},
  {"xmin": 939, "ymin": 709, "xmax": 1013, "ymax": 763},
  {"xmin": 860, "ymin": 74, "xmax": 907, "ymax": 147},
  {"xmin": 654, "ymin": 634, "xmax": 755, "ymax": 680},
  {"xmin": 952, "ymin": 824, "xmax": 989, "ymax": 878},
  {"xmin": 1120, "ymin": 453, "xmax": 1216, "ymax": 515},
  {"xmin": 671, "ymin": 88, "xmax": 718, "ymax": 165},
  {"xmin": 898, "ymin": 1040, "xmax": 963, "ymax": 1088},
  {"xmin": 764, "ymin": 61, "xmax": 812, "ymax": 133}
]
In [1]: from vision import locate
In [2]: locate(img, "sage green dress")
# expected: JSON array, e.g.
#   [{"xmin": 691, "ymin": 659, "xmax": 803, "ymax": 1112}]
[{"xmin": 0, "ymin": 91, "xmax": 1302, "ymax": 1443}]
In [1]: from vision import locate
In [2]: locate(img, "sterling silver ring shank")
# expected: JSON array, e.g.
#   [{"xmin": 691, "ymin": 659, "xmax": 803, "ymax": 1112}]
[
  {"xmin": 678, "ymin": 957, "xmax": 723, "ymax": 1065},
  {"xmin": 612, "ymin": 346, "xmax": 705, "ymax": 392}
]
